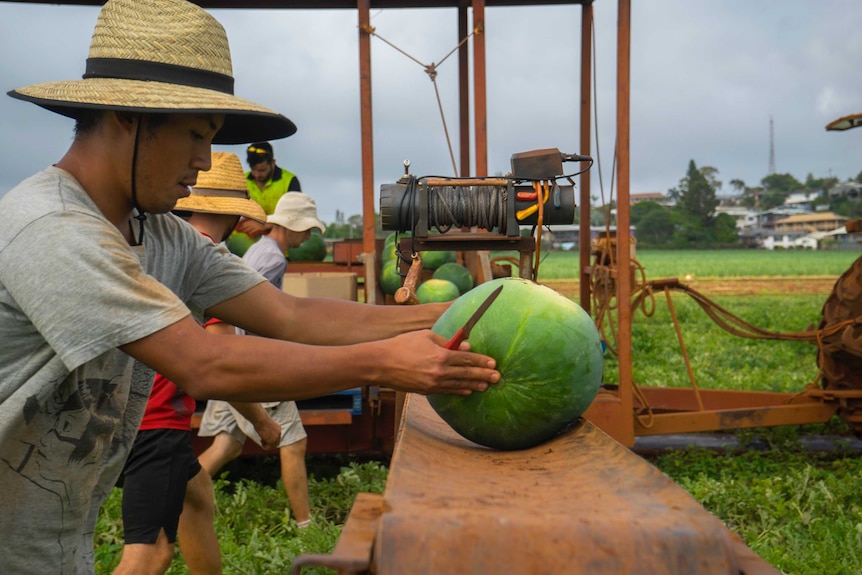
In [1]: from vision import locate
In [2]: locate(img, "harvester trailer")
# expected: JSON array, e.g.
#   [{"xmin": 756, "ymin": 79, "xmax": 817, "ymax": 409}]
[{"xmin": 289, "ymin": 150, "xmax": 799, "ymax": 574}]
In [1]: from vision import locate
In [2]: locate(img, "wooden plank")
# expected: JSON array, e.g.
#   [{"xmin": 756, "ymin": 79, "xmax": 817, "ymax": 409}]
[
  {"xmin": 291, "ymin": 492, "xmax": 383, "ymax": 575},
  {"xmin": 372, "ymin": 394, "xmax": 779, "ymax": 574}
]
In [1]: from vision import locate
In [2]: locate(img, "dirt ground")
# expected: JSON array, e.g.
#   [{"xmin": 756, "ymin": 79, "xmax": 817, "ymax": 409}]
[{"xmin": 540, "ymin": 276, "xmax": 838, "ymax": 299}]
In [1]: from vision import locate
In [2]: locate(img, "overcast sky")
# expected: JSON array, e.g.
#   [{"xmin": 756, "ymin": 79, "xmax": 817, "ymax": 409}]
[{"xmin": 1, "ymin": 0, "xmax": 861, "ymax": 224}]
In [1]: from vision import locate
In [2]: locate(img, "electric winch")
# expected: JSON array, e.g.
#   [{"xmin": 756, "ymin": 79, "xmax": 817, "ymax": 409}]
[{"xmin": 379, "ymin": 147, "xmax": 590, "ymax": 237}]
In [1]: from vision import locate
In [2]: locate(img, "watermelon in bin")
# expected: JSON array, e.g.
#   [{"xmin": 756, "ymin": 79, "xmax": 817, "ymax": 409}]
[{"xmin": 428, "ymin": 277, "xmax": 604, "ymax": 450}]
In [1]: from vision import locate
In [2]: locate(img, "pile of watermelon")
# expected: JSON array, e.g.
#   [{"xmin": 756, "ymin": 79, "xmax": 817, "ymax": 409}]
[
  {"xmin": 287, "ymin": 230, "xmax": 327, "ymax": 261},
  {"xmin": 227, "ymin": 229, "xmax": 327, "ymax": 261},
  {"xmin": 429, "ymin": 277, "xmax": 604, "ymax": 450},
  {"xmin": 379, "ymin": 233, "xmax": 472, "ymax": 303}
]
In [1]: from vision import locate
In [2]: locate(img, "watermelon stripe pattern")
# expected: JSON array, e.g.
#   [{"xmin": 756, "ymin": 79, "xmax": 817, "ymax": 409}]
[{"xmin": 429, "ymin": 277, "xmax": 604, "ymax": 450}]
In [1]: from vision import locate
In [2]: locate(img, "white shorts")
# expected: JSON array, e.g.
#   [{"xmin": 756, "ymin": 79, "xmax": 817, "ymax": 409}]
[{"xmin": 198, "ymin": 400, "xmax": 306, "ymax": 448}]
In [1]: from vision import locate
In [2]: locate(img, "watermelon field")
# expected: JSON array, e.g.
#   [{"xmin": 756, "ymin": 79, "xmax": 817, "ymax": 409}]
[{"xmin": 94, "ymin": 249, "xmax": 862, "ymax": 574}]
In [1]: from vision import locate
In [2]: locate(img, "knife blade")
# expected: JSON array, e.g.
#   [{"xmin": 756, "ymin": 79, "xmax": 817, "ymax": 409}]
[{"xmin": 444, "ymin": 284, "xmax": 504, "ymax": 350}]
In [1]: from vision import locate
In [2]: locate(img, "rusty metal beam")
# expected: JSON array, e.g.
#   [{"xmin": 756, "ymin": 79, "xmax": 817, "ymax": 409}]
[
  {"xmin": 637, "ymin": 387, "xmax": 820, "ymax": 411},
  {"xmin": 365, "ymin": 394, "xmax": 780, "ymax": 574},
  {"xmin": 1, "ymin": 0, "xmax": 592, "ymax": 8},
  {"xmin": 615, "ymin": 0, "xmax": 633, "ymax": 446},
  {"xmin": 634, "ymin": 403, "xmax": 838, "ymax": 436},
  {"xmin": 458, "ymin": 0, "xmax": 471, "ymax": 177},
  {"xmin": 357, "ymin": 0, "xmax": 384, "ymax": 306},
  {"xmin": 472, "ymin": 0, "xmax": 488, "ymax": 175},
  {"xmin": 290, "ymin": 492, "xmax": 383, "ymax": 575},
  {"xmin": 358, "ymin": 0, "xmax": 376, "ymax": 268},
  {"xmin": 578, "ymin": 1, "xmax": 593, "ymax": 313}
]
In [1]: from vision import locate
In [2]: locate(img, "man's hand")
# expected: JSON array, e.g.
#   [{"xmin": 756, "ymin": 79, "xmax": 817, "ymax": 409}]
[
  {"xmin": 235, "ymin": 217, "xmax": 271, "ymax": 238},
  {"xmin": 226, "ymin": 400, "xmax": 282, "ymax": 449},
  {"xmin": 377, "ymin": 330, "xmax": 500, "ymax": 396},
  {"xmin": 253, "ymin": 415, "xmax": 282, "ymax": 450}
]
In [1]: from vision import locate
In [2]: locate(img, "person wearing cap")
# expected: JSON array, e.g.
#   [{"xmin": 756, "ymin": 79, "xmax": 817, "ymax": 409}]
[
  {"xmin": 231, "ymin": 141, "xmax": 303, "ymax": 249},
  {"xmin": 197, "ymin": 193, "xmax": 328, "ymax": 531},
  {"xmin": 115, "ymin": 152, "xmax": 283, "ymax": 575},
  {"xmin": 0, "ymin": 0, "xmax": 499, "ymax": 571}
]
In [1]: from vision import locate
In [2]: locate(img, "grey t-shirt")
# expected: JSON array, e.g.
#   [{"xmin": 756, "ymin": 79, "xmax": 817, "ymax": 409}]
[{"xmin": 0, "ymin": 166, "xmax": 265, "ymax": 573}]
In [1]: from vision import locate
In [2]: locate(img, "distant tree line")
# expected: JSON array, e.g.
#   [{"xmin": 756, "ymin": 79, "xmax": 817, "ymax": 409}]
[
  {"xmin": 628, "ymin": 160, "xmax": 736, "ymax": 248},
  {"xmin": 323, "ymin": 209, "xmax": 366, "ymax": 239},
  {"xmin": 604, "ymin": 160, "xmax": 861, "ymax": 248}
]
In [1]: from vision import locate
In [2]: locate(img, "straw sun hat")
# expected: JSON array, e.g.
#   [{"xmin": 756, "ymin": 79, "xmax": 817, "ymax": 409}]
[
  {"xmin": 826, "ymin": 113, "xmax": 862, "ymax": 132},
  {"xmin": 7, "ymin": 0, "xmax": 295, "ymax": 144},
  {"xmin": 175, "ymin": 152, "xmax": 267, "ymax": 223}
]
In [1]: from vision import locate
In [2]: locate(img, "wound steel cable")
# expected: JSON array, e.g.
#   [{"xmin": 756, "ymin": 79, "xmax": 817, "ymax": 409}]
[{"xmin": 425, "ymin": 184, "xmax": 507, "ymax": 233}]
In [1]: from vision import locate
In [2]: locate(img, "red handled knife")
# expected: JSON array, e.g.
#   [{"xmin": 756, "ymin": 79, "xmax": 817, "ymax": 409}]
[{"xmin": 444, "ymin": 285, "xmax": 504, "ymax": 350}]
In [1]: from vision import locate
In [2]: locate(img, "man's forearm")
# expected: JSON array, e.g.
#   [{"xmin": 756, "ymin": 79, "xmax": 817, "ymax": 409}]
[
  {"xmin": 211, "ymin": 282, "xmax": 450, "ymax": 346},
  {"xmin": 278, "ymin": 296, "xmax": 449, "ymax": 345}
]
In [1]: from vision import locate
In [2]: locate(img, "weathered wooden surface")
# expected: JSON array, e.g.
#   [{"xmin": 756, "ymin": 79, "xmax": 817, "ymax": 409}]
[
  {"xmin": 291, "ymin": 492, "xmax": 383, "ymax": 575},
  {"xmin": 373, "ymin": 394, "xmax": 779, "ymax": 575}
]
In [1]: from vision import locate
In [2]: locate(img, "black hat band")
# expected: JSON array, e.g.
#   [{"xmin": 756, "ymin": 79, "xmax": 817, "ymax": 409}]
[{"xmin": 84, "ymin": 57, "xmax": 235, "ymax": 95}]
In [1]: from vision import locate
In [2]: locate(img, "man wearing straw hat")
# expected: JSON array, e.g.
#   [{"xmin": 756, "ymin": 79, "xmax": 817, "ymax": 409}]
[
  {"xmin": 0, "ymin": 0, "xmax": 499, "ymax": 572},
  {"xmin": 116, "ymin": 152, "xmax": 283, "ymax": 575}
]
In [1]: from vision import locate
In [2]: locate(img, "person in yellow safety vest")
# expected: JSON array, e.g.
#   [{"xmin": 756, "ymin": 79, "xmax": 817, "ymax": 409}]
[{"xmin": 231, "ymin": 141, "xmax": 303, "ymax": 251}]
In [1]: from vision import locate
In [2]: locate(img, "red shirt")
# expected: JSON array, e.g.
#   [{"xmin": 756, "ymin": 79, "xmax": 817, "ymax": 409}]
[
  {"xmin": 138, "ymin": 313, "xmax": 224, "ymax": 430},
  {"xmin": 139, "ymin": 372, "xmax": 197, "ymax": 430}
]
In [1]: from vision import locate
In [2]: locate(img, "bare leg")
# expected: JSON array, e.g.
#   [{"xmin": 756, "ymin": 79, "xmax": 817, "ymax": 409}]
[
  {"xmin": 177, "ymin": 468, "xmax": 222, "ymax": 574},
  {"xmin": 113, "ymin": 529, "xmax": 174, "ymax": 575},
  {"xmin": 198, "ymin": 432, "xmax": 243, "ymax": 477},
  {"xmin": 279, "ymin": 437, "xmax": 310, "ymax": 524}
]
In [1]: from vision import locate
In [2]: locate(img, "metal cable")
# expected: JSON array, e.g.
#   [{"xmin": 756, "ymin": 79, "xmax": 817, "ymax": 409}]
[{"xmin": 425, "ymin": 185, "xmax": 508, "ymax": 233}]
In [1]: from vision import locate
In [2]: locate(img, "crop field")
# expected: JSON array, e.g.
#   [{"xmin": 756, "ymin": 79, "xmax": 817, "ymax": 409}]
[
  {"xmin": 93, "ymin": 249, "xmax": 862, "ymax": 574},
  {"xmin": 531, "ymin": 248, "xmax": 861, "ymax": 280}
]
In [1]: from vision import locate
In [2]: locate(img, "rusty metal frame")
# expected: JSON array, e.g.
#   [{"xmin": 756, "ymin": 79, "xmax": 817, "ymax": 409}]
[{"xmin": 4, "ymin": 0, "xmax": 841, "ymax": 450}]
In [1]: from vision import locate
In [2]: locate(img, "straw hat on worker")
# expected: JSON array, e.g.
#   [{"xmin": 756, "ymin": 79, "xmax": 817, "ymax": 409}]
[
  {"xmin": 7, "ymin": 0, "xmax": 295, "ymax": 144},
  {"xmin": 175, "ymin": 152, "xmax": 266, "ymax": 223}
]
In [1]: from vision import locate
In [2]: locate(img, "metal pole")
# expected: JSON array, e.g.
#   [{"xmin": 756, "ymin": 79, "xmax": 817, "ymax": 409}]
[
  {"xmin": 616, "ymin": 0, "xmax": 634, "ymax": 446},
  {"xmin": 579, "ymin": 0, "xmax": 593, "ymax": 313},
  {"xmin": 358, "ymin": 0, "xmax": 378, "ymax": 302},
  {"xmin": 472, "ymin": 0, "xmax": 488, "ymax": 176},
  {"xmin": 458, "ymin": 0, "xmax": 471, "ymax": 177}
]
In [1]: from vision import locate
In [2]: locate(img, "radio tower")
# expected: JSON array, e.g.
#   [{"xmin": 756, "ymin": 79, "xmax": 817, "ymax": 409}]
[{"xmin": 768, "ymin": 115, "xmax": 776, "ymax": 175}]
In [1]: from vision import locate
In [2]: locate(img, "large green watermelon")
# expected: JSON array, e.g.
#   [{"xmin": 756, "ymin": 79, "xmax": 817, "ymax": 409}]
[
  {"xmin": 380, "ymin": 259, "xmax": 402, "ymax": 296},
  {"xmin": 226, "ymin": 232, "xmax": 255, "ymax": 257},
  {"xmin": 287, "ymin": 231, "xmax": 327, "ymax": 261},
  {"xmin": 428, "ymin": 277, "xmax": 604, "ymax": 450},
  {"xmin": 382, "ymin": 231, "xmax": 410, "ymax": 265},
  {"xmin": 432, "ymin": 262, "xmax": 474, "ymax": 295},
  {"xmin": 417, "ymin": 278, "xmax": 460, "ymax": 303},
  {"xmin": 420, "ymin": 249, "xmax": 457, "ymax": 270}
]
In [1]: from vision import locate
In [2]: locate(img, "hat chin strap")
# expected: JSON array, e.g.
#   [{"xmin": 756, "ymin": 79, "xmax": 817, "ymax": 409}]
[{"xmin": 130, "ymin": 117, "xmax": 147, "ymax": 245}]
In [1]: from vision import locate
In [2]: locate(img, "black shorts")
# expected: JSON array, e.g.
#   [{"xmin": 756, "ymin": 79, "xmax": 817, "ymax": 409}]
[{"xmin": 121, "ymin": 428, "xmax": 202, "ymax": 545}]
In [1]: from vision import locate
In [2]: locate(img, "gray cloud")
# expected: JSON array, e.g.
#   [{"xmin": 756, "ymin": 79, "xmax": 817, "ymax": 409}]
[{"xmin": 1, "ymin": 1, "xmax": 861, "ymax": 224}]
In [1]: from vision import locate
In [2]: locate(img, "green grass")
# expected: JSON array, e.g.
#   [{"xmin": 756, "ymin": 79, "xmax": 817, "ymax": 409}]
[
  {"xmin": 602, "ymin": 294, "xmax": 824, "ymax": 393},
  {"xmin": 94, "ymin": 460, "xmax": 387, "ymax": 574},
  {"xmin": 528, "ymin": 248, "xmax": 860, "ymax": 280},
  {"xmin": 652, "ymin": 449, "xmax": 862, "ymax": 575}
]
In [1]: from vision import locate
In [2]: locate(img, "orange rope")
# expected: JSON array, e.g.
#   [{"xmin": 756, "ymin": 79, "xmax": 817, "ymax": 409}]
[{"xmin": 592, "ymin": 257, "xmax": 862, "ymax": 417}]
